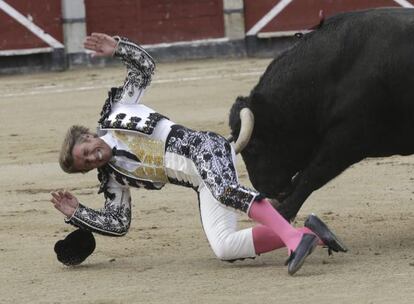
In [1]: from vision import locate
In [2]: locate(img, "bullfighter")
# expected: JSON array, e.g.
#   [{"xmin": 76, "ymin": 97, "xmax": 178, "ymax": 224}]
[{"xmin": 51, "ymin": 33, "xmax": 347, "ymax": 275}]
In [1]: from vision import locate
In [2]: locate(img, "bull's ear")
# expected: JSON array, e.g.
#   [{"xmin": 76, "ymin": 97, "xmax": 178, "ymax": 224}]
[{"xmin": 235, "ymin": 96, "xmax": 250, "ymax": 110}]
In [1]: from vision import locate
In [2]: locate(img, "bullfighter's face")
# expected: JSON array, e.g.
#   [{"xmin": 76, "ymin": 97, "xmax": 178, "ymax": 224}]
[{"xmin": 72, "ymin": 134, "xmax": 112, "ymax": 172}]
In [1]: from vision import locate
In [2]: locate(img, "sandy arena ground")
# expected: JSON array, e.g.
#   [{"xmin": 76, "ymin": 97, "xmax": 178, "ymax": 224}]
[{"xmin": 0, "ymin": 57, "xmax": 413, "ymax": 304}]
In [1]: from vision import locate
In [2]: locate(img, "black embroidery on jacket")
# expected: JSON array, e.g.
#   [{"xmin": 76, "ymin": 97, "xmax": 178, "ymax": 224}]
[
  {"xmin": 167, "ymin": 177, "xmax": 198, "ymax": 191},
  {"xmin": 126, "ymin": 116, "xmax": 142, "ymax": 130},
  {"xmin": 98, "ymin": 87, "xmax": 122, "ymax": 124},
  {"xmin": 165, "ymin": 125, "xmax": 260, "ymax": 213},
  {"xmin": 142, "ymin": 113, "xmax": 168, "ymax": 135},
  {"xmin": 66, "ymin": 203, "xmax": 131, "ymax": 237},
  {"xmin": 115, "ymin": 37, "xmax": 156, "ymax": 91},
  {"xmin": 99, "ymin": 112, "xmax": 168, "ymax": 135},
  {"xmin": 97, "ymin": 164, "xmax": 164, "ymax": 195},
  {"xmin": 115, "ymin": 113, "xmax": 126, "ymax": 120},
  {"xmin": 98, "ymin": 36, "xmax": 155, "ymax": 124}
]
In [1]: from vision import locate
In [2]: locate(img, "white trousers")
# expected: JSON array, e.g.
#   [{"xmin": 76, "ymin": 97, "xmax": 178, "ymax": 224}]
[
  {"xmin": 164, "ymin": 126, "xmax": 258, "ymax": 260},
  {"xmin": 198, "ymin": 183, "xmax": 256, "ymax": 261}
]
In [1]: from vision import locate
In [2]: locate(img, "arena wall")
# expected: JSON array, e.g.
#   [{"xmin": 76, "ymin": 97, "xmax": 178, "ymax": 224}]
[
  {"xmin": 0, "ymin": 0, "xmax": 413, "ymax": 73},
  {"xmin": 85, "ymin": 0, "xmax": 225, "ymax": 44}
]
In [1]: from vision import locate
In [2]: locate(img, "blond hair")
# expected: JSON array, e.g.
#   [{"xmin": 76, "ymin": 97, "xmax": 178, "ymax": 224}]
[{"xmin": 59, "ymin": 125, "xmax": 91, "ymax": 173}]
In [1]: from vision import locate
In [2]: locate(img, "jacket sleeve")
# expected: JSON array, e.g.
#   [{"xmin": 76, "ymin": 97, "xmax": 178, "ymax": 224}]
[
  {"xmin": 65, "ymin": 178, "xmax": 132, "ymax": 237},
  {"xmin": 113, "ymin": 36, "xmax": 156, "ymax": 104}
]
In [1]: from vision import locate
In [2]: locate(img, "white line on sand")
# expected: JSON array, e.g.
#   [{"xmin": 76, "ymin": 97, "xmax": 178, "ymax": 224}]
[{"xmin": 2, "ymin": 71, "xmax": 263, "ymax": 98}]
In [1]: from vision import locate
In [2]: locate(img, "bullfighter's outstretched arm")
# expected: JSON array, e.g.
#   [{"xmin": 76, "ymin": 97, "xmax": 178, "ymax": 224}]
[
  {"xmin": 113, "ymin": 35, "xmax": 156, "ymax": 104},
  {"xmin": 51, "ymin": 181, "xmax": 132, "ymax": 237}
]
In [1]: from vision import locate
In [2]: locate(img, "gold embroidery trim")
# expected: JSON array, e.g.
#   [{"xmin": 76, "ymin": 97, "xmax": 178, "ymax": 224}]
[{"xmin": 113, "ymin": 131, "xmax": 169, "ymax": 183}]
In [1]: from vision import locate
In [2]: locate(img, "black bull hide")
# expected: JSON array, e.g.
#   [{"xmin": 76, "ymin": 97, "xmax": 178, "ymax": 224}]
[{"xmin": 229, "ymin": 8, "xmax": 414, "ymax": 220}]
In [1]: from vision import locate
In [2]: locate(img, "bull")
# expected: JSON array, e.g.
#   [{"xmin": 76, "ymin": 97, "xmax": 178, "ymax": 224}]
[{"xmin": 229, "ymin": 8, "xmax": 414, "ymax": 220}]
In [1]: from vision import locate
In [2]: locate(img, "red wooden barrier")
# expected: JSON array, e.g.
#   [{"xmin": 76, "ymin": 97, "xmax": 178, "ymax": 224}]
[
  {"xmin": 84, "ymin": 0, "xmax": 225, "ymax": 44},
  {"xmin": 0, "ymin": 0, "xmax": 62, "ymax": 50}
]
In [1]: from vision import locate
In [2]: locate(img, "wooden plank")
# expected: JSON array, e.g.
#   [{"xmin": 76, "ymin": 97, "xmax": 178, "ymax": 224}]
[
  {"xmin": 141, "ymin": 15, "xmax": 224, "ymax": 44},
  {"xmin": 0, "ymin": 0, "xmax": 62, "ymax": 50},
  {"xmin": 246, "ymin": 0, "xmax": 293, "ymax": 35},
  {"xmin": 0, "ymin": 47, "xmax": 53, "ymax": 56},
  {"xmin": 0, "ymin": 0, "xmax": 63, "ymax": 48},
  {"xmin": 85, "ymin": 0, "xmax": 224, "ymax": 44}
]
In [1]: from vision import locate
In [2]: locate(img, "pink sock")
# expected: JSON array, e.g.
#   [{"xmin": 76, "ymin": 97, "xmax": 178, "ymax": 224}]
[
  {"xmin": 249, "ymin": 199, "xmax": 304, "ymax": 252},
  {"xmin": 253, "ymin": 225, "xmax": 322, "ymax": 254},
  {"xmin": 252, "ymin": 225, "xmax": 285, "ymax": 254}
]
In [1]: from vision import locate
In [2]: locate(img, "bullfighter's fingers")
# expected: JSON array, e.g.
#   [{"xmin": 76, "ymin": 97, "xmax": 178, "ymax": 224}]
[
  {"xmin": 91, "ymin": 33, "xmax": 114, "ymax": 46},
  {"xmin": 84, "ymin": 41, "xmax": 97, "ymax": 49},
  {"xmin": 84, "ymin": 42, "xmax": 99, "ymax": 51},
  {"xmin": 63, "ymin": 190, "xmax": 74, "ymax": 199},
  {"xmin": 86, "ymin": 34, "xmax": 100, "ymax": 42},
  {"xmin": 91, "ymin": 32, "xmax": 107, "ymax": 39},
  {"xmin": 50, "ymin": 192, "xmax": 61, "ymax": 201},
  {"xmin": 50, "ymin": 198, "xmax": 60, "ymax": 206}
]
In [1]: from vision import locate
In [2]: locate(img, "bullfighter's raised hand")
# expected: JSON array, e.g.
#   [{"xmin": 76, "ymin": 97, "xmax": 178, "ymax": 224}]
[
  {"xmin": 51, "ymin": 190, "xmax": 79, "ymax": 218},
  {"xmin": 84, "ymin": 33, "xmax": 117, "ymax": 57}
]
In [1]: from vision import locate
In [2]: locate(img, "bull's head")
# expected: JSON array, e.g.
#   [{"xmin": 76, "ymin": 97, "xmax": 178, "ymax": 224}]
[{"xmin": 228, "ymin": 95, "xmax": 306, "ymax": 200}]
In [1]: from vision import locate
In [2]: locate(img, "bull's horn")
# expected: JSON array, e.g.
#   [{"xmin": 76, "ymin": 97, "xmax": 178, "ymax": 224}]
[{"xmin": 234, "ymin": 108, "xmax": 254, "ymax": 154}]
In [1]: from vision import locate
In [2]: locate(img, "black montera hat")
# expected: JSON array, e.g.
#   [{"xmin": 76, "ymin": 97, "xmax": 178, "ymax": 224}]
[{"xmin": 54, "ymin": 229, "xmax": 96, "ymax": 266}]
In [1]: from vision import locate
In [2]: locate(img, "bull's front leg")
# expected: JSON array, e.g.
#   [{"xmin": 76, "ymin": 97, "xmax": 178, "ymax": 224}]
[
  {"xmin": 277, "ymin": 159, "xmax": 354, "ymax": 221},
  {"xmin": 276, "ymin": 177, "xmax": 313, "ymax": 221},
  {"xmin": 276, "ymin": 126, "xmax": 364, "ymax": 221},
  {"xmin": 279, "ymin": 171, "xmax": 303, "ymax": 200}
]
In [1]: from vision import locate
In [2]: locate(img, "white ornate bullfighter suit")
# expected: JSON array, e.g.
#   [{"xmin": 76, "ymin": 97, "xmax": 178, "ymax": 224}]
[{"xmin": 65, "ymin": 36, "xmax": 262, "ymax": 260}]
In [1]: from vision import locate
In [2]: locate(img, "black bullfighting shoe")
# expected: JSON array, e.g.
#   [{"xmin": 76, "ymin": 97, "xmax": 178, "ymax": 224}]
[
  {"xmin": 285, "ymin": 234, "xmax": 318, "ymax": 276},
  {"xmin": 304, "ymin": 213, "xmax": 348, "ymax": 255},
  {"xmin": 54, "ymin": 229, "xmax": 96, "ymax": 266}
]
